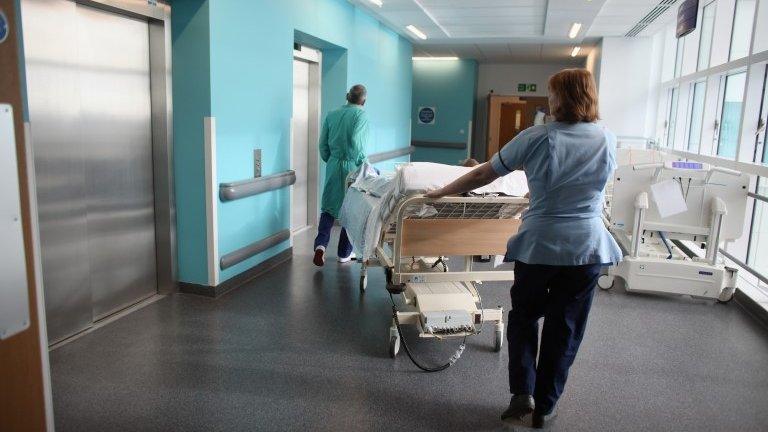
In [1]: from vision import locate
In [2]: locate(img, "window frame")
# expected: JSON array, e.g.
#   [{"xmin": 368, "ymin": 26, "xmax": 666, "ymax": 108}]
[
  {"xmin": 686, "ymin": 80, "xmax": 708, "ymax": 152},
  {"xmin": 715, "ymin": 70, "xmax": 748, "ymax": 158},
  {"xmin": 697, "ymin": 0, "xmax": 717, "ymax": 71},
  {"xmin": 666, "ymin": 87, "xmax": 680, "ymax": 148},
  {"xmin": 727, "ymin": 0, "xmax": 757, "ymax": 62}
]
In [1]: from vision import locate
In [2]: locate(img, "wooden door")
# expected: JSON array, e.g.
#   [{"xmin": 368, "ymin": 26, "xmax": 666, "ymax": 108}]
[{"xmin": 487, "ymin": 95, "xmax": 550, "ymax": 157}]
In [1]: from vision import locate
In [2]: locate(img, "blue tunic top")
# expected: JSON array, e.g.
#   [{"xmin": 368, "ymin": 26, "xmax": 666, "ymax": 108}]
[{"xmin": 490, "ymin": 122, "xmax": 622, "ymax": 266}]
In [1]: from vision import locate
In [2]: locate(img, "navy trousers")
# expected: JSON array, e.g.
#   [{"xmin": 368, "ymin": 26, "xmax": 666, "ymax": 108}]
[
  {"xmin": 313, "ymin": 212, "xmax": 354, "ymax": 258},
  {"xmin": 507, "ymin": 261, "xmax": 601, "ymax": 415}
]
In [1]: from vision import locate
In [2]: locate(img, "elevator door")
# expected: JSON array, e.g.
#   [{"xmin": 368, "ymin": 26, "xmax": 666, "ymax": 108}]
[
  {"xmin": 291, "ymin": 59, "xmax": 310, "ymax": 232},
  {"xmin": 23, "ymin": 0, "xmax": 156, "ymax": 343}
]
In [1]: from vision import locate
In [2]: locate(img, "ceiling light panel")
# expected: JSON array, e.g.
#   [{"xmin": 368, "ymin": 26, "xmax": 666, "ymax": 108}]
[{"xmin": 406, "ymin": 24, "xmax": 428, "ymax": 39}]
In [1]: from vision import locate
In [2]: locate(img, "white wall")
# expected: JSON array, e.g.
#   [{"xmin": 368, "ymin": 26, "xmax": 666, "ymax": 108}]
[
  {"xmin": 473, "ymin": 62, "xmax": 578, "ymax": 159},
  {"xmin": 597, "ymin": 37, "xmax": 658, "ymax": 140},
  {"xmin": 586, "ymin": 41, "xmax": 602, "ymax": 88}
]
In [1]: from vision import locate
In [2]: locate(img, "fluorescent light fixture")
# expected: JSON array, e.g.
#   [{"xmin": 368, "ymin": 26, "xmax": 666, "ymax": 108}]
[
  {"xmin": 369, "ymin": 0, "xmax": 383, "ymax": 7},
  {"xmin": 412, "ymin": 56, "xmax": 459, "ymax": 61},
  {"xmin": 406, "ymin": 25, "xmax": 427, "ymax": 40},
  {"xmin": 571, "ymin": 46, "xmax": 581, "ymax": 57},
  {"xmin": 568, "ymin": 22, "xmax": 582, "ymax": 39}
]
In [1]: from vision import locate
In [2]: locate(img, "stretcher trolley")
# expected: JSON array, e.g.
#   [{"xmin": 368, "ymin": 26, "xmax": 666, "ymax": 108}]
[{"xmin": 359, "ymin": 194, "xmax": 528, "ymax": 370}]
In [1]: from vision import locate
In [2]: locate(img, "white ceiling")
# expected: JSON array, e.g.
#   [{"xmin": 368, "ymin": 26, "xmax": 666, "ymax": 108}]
[{"xmin": 351, "ymin": 0, "xmax": 679, "ymax": 63}]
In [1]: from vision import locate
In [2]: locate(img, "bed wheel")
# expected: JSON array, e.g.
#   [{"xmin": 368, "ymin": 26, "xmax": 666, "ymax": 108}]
[
  {"xmin": 717, "ymin": 287, "xmax": 735, "ymax": 304},
  {"xmin": 389, "ymin": 335, "xmax": 400, "ymax": 358},
  {"xmin": 359, "ymin": 274, "xmax": 367, "ymax": 292},
  {"xmin": 597, "ymin": 275, "xmax": 615, "ymax": 290}
]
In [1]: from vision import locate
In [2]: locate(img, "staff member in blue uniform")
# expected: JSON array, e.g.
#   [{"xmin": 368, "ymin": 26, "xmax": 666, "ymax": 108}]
[
  {"xmin": 426, "ymin": 69, "xmax": 621, "ymax": 429},
  {"xmin": 313, "ymin": 85, "xmax": 370, "ymax": 267}
]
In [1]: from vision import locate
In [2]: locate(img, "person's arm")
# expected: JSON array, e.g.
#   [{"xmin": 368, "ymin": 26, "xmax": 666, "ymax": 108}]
[
  {"xmin": 425, "ymin": 163, "xmax": 500, "ymax": 198},
  {"xmin": 426, "ymin": 127, "xmax": 535, "ymax": 198},
  {"xmin": 319, "ymin": 118, "xmax": 330, "ymax": 163}
]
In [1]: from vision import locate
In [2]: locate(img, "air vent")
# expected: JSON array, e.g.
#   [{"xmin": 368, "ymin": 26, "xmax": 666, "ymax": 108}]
[{"xmin": 625, "ymin": 0, "xmax": 680, "ymax": 37}]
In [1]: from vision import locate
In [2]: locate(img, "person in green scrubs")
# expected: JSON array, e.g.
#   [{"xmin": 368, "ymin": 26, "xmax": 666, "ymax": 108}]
[{"xmin": 313, "ymin": 84, "xmax": 370, "ymax": 267}]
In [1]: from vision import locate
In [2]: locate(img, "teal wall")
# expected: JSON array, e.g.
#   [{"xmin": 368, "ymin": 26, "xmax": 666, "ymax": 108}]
[
  {"xmin": 411, "ymin": 59, "xmax": 477, "ymax": 165},
  {"xmin": 171, "ymin": 0, "xmax": 212, "ymax": 284},
  {"xmin": 173, "ymin": 0, "xmax": 413, "ymax": 284}
]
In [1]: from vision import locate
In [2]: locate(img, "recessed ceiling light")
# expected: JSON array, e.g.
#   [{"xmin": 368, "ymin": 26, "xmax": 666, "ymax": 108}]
[
  {"xmin": 569, "ymin": 22, "xmax": 582, "ymax": 39},
  {"xmin": 571, "ymin": 46, "xmax": 581, "ymax": 57},
  {"xmin": 369, "ymin": 0, "xmax": 383, "ymax": 7},
  {"xmin": 406, "ymin": 25, "xmax": 427, "ymax": 40},
  {"xmin": 412, "ymin": 56, "xmax": 459, "ymax": 61}
]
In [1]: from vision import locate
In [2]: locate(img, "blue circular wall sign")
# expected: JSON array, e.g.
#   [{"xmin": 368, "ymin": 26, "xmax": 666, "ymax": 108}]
[
  {"xmin": 418, "ymin": 107, "xmax": 435, "ymax": 124},
  {"xmin": 0, "ymin": 10, "xmax": 8, "ymax": 44}
]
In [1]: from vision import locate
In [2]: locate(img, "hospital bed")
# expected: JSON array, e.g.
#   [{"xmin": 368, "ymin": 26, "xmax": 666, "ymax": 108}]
[
  {"xmin": 340, "ymin": 162, "xmax": 528, "ymax": 366},
  {"xmin": 600, "ymin": 159, "xmax": 749, "ymax": 302}
]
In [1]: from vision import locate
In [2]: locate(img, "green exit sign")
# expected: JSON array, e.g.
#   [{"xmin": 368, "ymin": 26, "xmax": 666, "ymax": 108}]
[
  {"xmin": 517, "ymin": 83, "xmax": 537, "ymax": 92},
  {"xmin": 517, "ymin": 83, "xmax": 527, "ymax": 92}
]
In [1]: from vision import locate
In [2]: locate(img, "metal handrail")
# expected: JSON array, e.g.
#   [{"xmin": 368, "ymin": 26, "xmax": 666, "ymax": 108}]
[
  {"xmin": 368, "ymin": 146, "xmax": 415, "ymax": 163},
  {"xmin": 219, "ymin": 170, "xmax": 296, "ymax": 202},
  {"xmin": 219, "ymin": 229, "xmax": 291, "ymax": 270}
]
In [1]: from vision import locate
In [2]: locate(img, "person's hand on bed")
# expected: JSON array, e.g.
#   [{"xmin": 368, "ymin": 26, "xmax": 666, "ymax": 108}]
[
  {"xmin": 425, "ymin": 162, "xmax": 500, "ymax": 199},
  {"xmin": 425, "ymin": 189, "xmax": 447, "ymax": 199}
]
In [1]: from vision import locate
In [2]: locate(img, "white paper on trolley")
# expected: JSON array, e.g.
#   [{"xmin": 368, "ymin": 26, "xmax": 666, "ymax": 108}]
[{"xmin": 650, "ymin": 179, "xmax": 688, "ymax": 218}]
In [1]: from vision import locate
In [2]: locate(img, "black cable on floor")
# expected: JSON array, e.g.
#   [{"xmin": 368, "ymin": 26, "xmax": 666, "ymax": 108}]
[{"xmin": 389, "ymin": 293, "xmax": 466, "ymax": 373}]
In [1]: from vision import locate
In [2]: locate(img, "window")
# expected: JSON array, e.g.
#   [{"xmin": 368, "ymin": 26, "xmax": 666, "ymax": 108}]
[
  {"xmin": 674, "ymin": 38, "xmax": 685, "ymax": 78},
  {"xmin": 728, "ymin": 0, "xmax": 756, "ymax": 61},
  {"xmin": 697, "ymin": 2, "xmax": 716, "ymax": 71},
  {"xmin": 717, "ymin": 72, "xmax": 746, "ymax": 158},
  {"xmin": 666, "ymin": 88, "xmax": 679, "ymax": 147},
  {"xmin": 687, "ymin": 81, "xmax": 707, "ymax": 152}
]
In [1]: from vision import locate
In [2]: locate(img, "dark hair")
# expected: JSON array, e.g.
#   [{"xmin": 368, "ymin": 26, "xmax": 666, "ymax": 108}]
[
  {"xmin": 548, "ymin": 69, "xmax": 599, "ymax": 123},
  {"xmin": 346, "ymin": 84, "xmax": 367, "ymax": 105}
]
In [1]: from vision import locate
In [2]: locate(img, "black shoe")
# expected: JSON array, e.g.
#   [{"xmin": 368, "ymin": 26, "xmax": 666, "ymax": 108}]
[
  {"xmin": 500, "ymin": 395, "xmax": 534, "ymax": 423},
  {"xmin": 531, "ymin": 408, "xmax": 558, "ymax": 429}
]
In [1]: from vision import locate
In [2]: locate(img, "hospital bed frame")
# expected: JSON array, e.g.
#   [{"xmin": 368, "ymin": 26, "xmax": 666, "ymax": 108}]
[
  {"xmin": 358, "ymin": 194, "xmax": 528, "ymax": 359},
  {"xmin": 600, "ymin": 161, "xmax": 747, "ymax": 302}
]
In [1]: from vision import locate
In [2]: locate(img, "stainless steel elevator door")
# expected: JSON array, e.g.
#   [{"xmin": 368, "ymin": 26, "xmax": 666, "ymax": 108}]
[
  {"xmin": 77, "ymin": 4, "xmax": 156, "ymax": 320},
  {"xmin": 23, "ymin": 0, "xmax": 156, "ymax": 343},
  {"xmin": 291, "ymin": 59, "xmax": 310, "ymax": 232}
]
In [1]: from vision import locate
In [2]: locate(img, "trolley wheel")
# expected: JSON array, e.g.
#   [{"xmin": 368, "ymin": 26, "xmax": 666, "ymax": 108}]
[
  {"xmin": 597, "ymin": 275, "xmax": 615, "ymax": 290},
  {"xmin": 389, "ymin": 335, "xmax": 400, "ymax": 358},
  {"xmin": 494, "ymin": 329, "xmax": 504, "ymax": 352},
  {"xmin": 359, "ymin": 274, "xmax": 367, "ymax": 292},
  {"xmin": 717, "ymin": 287, "xmax": 735, "ymax": 304},
  {"xmin": 440, "ymin": 262, "xmax": 449, "ymax": 272}
]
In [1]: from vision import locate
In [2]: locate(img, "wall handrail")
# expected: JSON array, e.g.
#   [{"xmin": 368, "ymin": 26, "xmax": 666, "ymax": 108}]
[
  {"xmin": 220, "ymin": 229, "xmax": 291, "ymax": 270},
  {"xmin": 219, "ymin": 170, "xmax": 296, "ymax": 202},
  {"xmin": 368, "ymin": 146, "xmax": 415, "ymax": 163},
  {"xmin": 411, "ymin": 140, "xmax": 466, "ymax": 149}
]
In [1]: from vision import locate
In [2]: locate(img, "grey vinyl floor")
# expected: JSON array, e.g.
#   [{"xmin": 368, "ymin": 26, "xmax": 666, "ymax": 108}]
[{"xmin": 50, "ymin": 229, "xmax": 768, "ymax": 432}]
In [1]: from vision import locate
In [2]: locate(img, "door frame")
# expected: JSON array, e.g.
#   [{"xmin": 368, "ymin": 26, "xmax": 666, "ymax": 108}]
[
  {"xmin": 291, "ymin": 46, "xmax": 322, "ymax": 237},
  {"xmin": 486, "ymin": 95, "xmax": 525, "ymax": 157}
]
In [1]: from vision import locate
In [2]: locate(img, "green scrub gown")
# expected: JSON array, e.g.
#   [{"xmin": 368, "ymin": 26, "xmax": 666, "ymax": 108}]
[{"xmin": 319, "ymin": 104, "xmax": 369, "ymax": 219}]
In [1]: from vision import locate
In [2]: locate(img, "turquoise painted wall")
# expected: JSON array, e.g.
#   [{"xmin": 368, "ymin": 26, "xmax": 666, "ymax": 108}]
[
  {"xmin": 411, "ymin": 59, "xmax": 477, "ymax": 165},
  {"xmin": 172, "ymin": 0, "xmax": 212, "ymax": 284},
  {"xmin": 173, "ymin": 0, "xmax": 413, "ymax": 284}
]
